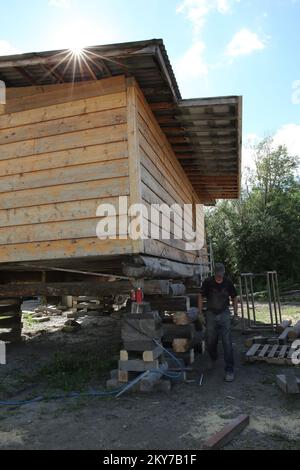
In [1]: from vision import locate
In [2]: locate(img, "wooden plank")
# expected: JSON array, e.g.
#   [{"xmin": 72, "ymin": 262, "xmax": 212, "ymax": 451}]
[
  {"xmin": 0, "ymin": 123, "xmax": 127, "ymax": 161},
  {"xmin": 5, "ymin": 76, "xmax": 126, "ymax": 113},
  {"xmin": 258, "ymin": 344, "xmax": 270, "ymax": 359},
  {"xmin": 126, "ymin": 77, "xmax": 144, "ymax": 254},
  {"xmin": 276, "ymin": 320, "xmax": 292, "ymax": 334},
  {"xmin": 143, "ymin": 346, "xmax": 163, "ymax": 362},
  {"xmin": 0, "ymin": 91, "xmax": 126, "ymax": 130},
  {"xmin": 202, "ymin": 415, "xmax": 250, "ymax": 450},
  {"xmin": 118, "ymin": 359, "xmax": 159, "ymax": 372},
  {"xmin": 285, "ymin": 373, "xmax": 300, "ymax": 394},
  {"xmin": 276, "ymin": 375, "xmax": 300, "ymax": 394},
  {"xmin": 0, "ymin": 237, "xmax": 132, "ymax": 264},
  {"xmin": 278, "ymin": 345, "xmax": 288, "ymax": 360},
  {"xmin": 144, "ymin": 239, "xmax": 201, "ymax": 265},
  {"xmin": 0, "ymin": 215, "xmax": 129, "ymax": 245},
  {"xmin": 0, "ymin": 140, "xmax": 128, "ymax": 178},
  {"xmin": 0, "ymin": 158, "xmax": 128, "ymax": 194},
  {"xmin": 173, "ymin": 312, "xmax": 193, "ymax": 326},
  {"xmin": 246, "ymin": 343, "xmax": 261, "ymax": 359},
  {"xmin": 267, "ymin": 345, "xmax": 279, "ymax": 358},
  {"xmin": 0, "ymin": 176, "xmax": 129, "ymax": 210},
  {"xmin": 278, "ymin": 328, "xmax": 293, "ymax": 344},
  {"xmin": 172, "ymin": 338, "xmax": 191, "ymax": 353},
  {"xmin": 0, "ymin": 196, "xmax": 128, "ymax": 229},
  {"xmin": 0, "ymin": 101, "xmax": 126, "ymax": 145}
]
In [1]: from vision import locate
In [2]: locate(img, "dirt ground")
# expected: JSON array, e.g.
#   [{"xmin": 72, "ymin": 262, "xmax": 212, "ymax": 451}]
[{"xmin": 0, "ymin": 304, "xmax": 299, "ymax": 451}]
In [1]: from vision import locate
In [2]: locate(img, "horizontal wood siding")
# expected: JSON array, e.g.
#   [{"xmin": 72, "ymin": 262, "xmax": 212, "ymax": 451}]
[
  {"xmin": 0, "ymin": 76, "xmax": 133, "ymax": 263},
  {"xmin": 136, "ymin": 85, "xmax": 205, "ymax": 264}
]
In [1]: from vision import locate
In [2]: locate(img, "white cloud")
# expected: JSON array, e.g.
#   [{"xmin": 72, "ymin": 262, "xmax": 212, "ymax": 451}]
[
  {"xmin": 242, "ymin": 125, "xmax": 300, "ymax": 176},
  {"xmin": 273, "ymin": 124, "xmax": 300, "ymax": 157},
  {"xmin": 242, "ymin": 133, "xmax": 259, "ymax": 170},
  {"xmin": 175, "ymin": 41, "xmax": 209, "ymax": 81},
  {"xmin": 176, "ymin": 0, "xmax": 238, "ymax": 33},
  {"xmin": 0, "ymin": 40, "xmax": 20, "ymax": 56},
  {"xmin": 49, "ymin": 0, "xmax": 72, "ymax": 8},
  {"xmin": 292, "ymin": 80, "xmax": 300, "ymax": 105},
  {"xmin": 225, "ymin": 28, "xmax": 265, "ymax": 57}
]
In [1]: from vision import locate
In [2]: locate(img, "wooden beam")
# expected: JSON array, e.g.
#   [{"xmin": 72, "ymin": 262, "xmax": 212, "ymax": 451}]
[
  {"xmin": 202, "ymin": 415, "xmax": 250, "ymax": 450},
  {"xmin": 150, "ymin": 102, "xmax": 176, "ymax": 111},
  {"xmin": 14, "ymin": 66, "xmax": 37, "ymax": 85},
  {"xmin": 42, "ymin": 64, "xmax": 65, "ymax": 83}
]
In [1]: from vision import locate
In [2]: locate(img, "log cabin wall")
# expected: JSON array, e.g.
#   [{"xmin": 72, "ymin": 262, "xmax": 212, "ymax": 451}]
[
  {"xmin": 0, "ymin": 75, "xmax": 205, "ymax": 267},
  {"xmin": 130, "ymin": 79, "xmax": 205, "ymax": 265},
  {"xmin": 0, "ymin": 76, "xmax": 134, "ymax": 264}
]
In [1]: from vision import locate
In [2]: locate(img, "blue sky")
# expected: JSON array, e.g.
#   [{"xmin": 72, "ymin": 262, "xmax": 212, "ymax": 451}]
[{"xmin": 0, "ymin": 0, "xmax": 299, "ymax": 167}]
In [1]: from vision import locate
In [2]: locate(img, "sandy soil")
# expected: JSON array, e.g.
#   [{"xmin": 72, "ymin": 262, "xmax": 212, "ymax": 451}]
[{"xmin": 0, "ymin": 306, "xmax": 299, "ymax": 450}]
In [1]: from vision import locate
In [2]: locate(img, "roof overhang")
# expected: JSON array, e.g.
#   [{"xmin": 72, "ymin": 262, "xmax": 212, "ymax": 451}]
[{"xmin": 0, "ymin": 39, "xmax": 242, "ymax": 202}]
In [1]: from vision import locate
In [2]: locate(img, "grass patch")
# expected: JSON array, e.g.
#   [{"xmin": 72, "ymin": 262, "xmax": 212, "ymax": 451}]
[
  {"xmin": 38, "ymin": 349, "xmax": 118, "ymax": 392},
  {"xmin": 253, "ymin": 304, "xmax": 299, "ymax": 324},
  {"xmin": 22, "ymin": 313, "xmax": 38, "ymax": 328}
]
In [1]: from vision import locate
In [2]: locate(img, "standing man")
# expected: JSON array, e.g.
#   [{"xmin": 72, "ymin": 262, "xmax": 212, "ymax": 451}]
[{"xmin": 198, "ymin": 263, "xmax": 238, "ymax": 382}]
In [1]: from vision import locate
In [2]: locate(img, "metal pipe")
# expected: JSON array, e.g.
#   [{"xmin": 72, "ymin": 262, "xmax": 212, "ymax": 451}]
[
  {"xmin": 266, "ymin": 272, "xmax": 275, "ymax": 331},
  {"xmin": 270, "ymin": 272, "xmax": 279, "ymax": 326},
  {"xmin": 274, "ymin": 272, "xmax": 282, "ymax": 324},
  {"xmin": 244, "ymin": 275, "xmax": 251, "ymax": 328},
  {"xmin": 249, "ymin": 275, "xmax": 256, "ymax": 324},
  {"xmin": 239, "ymin": 276, "xmax": 245, "ymax": 332}
]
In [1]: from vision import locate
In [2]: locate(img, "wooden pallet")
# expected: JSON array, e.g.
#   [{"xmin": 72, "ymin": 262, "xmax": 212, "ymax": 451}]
[{"xmin": 246, "ymin": 343, "xmax": 300, "ymax": 365}]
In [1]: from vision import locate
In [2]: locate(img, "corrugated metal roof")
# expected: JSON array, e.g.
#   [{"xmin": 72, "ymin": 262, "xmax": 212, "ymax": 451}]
[{"xmin": 0, "ymin": 39, "xmax": 242, "ymax": 202}]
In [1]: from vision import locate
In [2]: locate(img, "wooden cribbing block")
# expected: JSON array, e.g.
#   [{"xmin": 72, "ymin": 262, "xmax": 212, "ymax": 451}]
[
  {"xmin": 173, "ymin": 312, "xmax": 192, "ymax": 326},
  {"xmin": 118, "ymin": 359, "xmax": 160, "ymax": 372},
  {"xmin": 288, "ymin": 320, "xmax": 300, "ymax": 341},
  {"xmin": 276, "ymin": 375, "xmax": 300, "ymax": 394},
  {"xmin": 143, "ymin": 346, "xmax": 163, "ymax": 362},
  {"xmin": 172, "ymin": 338, "xmax": 191, "ymax": 353},
  {"xmin": 123, "ymin": 340, "xmax": 158, "ymax": 352},
  {"xmin": 276, "ymin": 320, "xmax": 292, "ymax": 334},
  {"xmin": 202, "ymin": 415, "xmax": 250, "ymax": 450},
  {"xmin": 120, "ymin": 346, "xmax": 163, "ymax": 362},
  {"xmin": 163, "ymin": 324, "xmax": 196, "ymax": 342},
  {"xmin": 147, "ymin": 296, "xmax": 191, "ymax": 312}
]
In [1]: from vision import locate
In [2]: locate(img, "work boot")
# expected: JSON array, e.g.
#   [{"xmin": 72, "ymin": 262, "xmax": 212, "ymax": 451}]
[{"xmin": 224, "ymin": 372, "xmax": 235, "ymax": 382}]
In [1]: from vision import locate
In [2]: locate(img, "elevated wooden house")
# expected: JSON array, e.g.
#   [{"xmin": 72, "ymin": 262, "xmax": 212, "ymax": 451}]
[{"xmin": 0, "ymin": 39, "xmax": 242, "ymax": 298}]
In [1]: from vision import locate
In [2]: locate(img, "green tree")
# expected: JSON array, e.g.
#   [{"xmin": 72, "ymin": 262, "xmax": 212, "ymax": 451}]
[{"xmin": 206, "ymin": 137, "xmax": 300, "ymax": 284}]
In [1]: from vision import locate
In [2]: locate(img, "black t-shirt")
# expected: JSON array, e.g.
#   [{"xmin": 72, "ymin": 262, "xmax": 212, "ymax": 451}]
[{"xmin": 200, "ymin": 276, "xmax": 237, "ymax": 314}]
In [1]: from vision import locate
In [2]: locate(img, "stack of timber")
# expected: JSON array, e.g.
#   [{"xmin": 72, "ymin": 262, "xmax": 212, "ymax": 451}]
[
  {"xmin": 107, "ymin": 302, "xmax": 170, "ymax": 393},
  {"xmin": 72, "ymin": 296, "xmax": 103, "ymax": 316},
  {"xmin": 161, "ymin": 297, "xmax": 203, "ymax": 367},
  {"xmin": 0, "ymin": 298, "xmax": 23, "ymax": 343}
]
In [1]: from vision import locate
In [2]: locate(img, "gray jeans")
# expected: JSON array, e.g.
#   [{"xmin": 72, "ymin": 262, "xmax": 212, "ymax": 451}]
[{"xmin": 205, "ymin": 309, "xmax": 234, "ymax": 373}]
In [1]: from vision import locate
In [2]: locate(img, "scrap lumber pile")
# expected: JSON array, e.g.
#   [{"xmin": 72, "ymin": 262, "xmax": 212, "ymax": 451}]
[
  {"xmin": 245, "ymin": 318, "xmax": 300, "ymax": 365},
  {"xmin": 107, "ymin": 302, "xmax": 171, "ymax": 393},
  {"xmin": 0, "ymin": 298, "xmax": 23, "ymax": 343}
]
